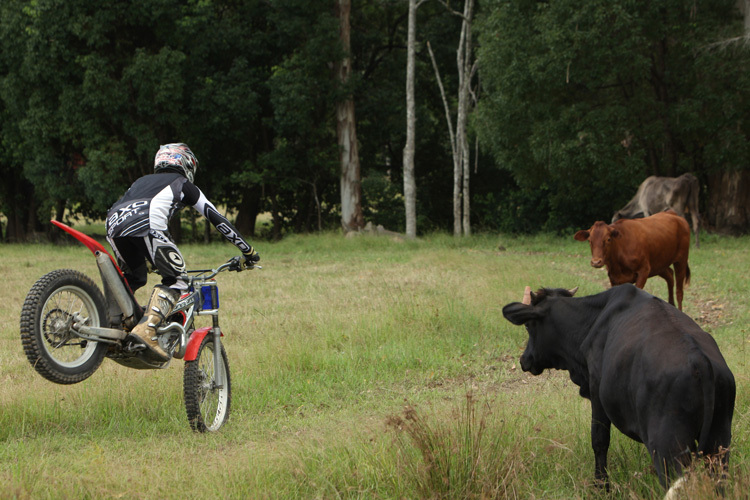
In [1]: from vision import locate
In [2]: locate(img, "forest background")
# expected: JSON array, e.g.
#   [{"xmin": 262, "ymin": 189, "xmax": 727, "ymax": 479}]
[{"xmin": 0, "ymin": 0, "xmax": 749, "ymax": 243}]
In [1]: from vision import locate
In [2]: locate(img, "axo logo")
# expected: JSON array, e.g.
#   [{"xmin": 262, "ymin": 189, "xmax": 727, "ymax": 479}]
[{"xmin": 108, "ymin": 200, "xmax": 148, "ymax": 228}]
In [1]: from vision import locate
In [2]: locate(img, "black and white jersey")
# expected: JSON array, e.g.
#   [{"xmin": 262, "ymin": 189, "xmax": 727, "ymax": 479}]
[{"xmin": 106, "ymin": 172, "xmax": 252, "ymax": 254}]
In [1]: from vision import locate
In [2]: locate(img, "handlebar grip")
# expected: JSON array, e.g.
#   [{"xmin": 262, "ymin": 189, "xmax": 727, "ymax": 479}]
[{"xmin": 228, "ymin": 255, "xmax": 244, "ymax": 272}]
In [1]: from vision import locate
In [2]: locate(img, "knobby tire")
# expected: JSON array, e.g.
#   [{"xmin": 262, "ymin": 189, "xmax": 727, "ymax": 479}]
[
  {"xmin": 183, "ymin": 335, "xmax": 232, "ymax": 432},
  {"xmin": 20, "ymin": 269, "xmax": 108, "ymax": 384}
]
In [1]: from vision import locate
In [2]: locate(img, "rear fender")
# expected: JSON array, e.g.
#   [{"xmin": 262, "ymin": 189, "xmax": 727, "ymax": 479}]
[
  {"xmin": 51, "ymin": 220, "xmax": 122, "ymax": 271},
  {"xmin": 184, "ymin": 327, "xmax": 223, "ymax": 361},
  {"xmin": 51, "ymin": 220, "xmax": 139, "ymax": 310}
]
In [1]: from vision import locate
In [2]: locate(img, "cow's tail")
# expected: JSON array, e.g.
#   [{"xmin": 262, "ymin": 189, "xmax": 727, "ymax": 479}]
[
  {"xmin": 696, "ymin": 355, "xmax": 717, "ymax": 454},
  {"xmin": 686, "ymin": 264, "xmax": 691, "ymax": 286}
]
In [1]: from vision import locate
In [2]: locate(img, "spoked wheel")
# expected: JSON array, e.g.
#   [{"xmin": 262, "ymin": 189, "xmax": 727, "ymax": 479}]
[
  {"xmin": 184, "ymin": 335, "xmax": 231, "ymax": 432},
  {"xmin": 20, "ymin": 269, "xmax": 108, "ymax": 384}
]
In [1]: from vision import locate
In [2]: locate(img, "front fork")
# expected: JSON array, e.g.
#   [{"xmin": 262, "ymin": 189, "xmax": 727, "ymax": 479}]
[{"xmin": 210, "ymin": 315, "xmax": 225, "ymax": 390}]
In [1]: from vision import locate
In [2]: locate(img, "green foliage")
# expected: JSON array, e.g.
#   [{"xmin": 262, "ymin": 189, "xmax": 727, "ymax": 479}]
[
  {"xmin": 362, "ymin": 174, "xmax": 405, "ymax": 231},
  {"xmin": 476, "ymin": 0, "xmax": 750, "ymax": 231},
  {"xmin": 473, "ymin": 187, "xmax": 551, "ymax": 233},
  {"xmin": 2, "ymin": 0, "xmax": 748, "ymax": 241}
]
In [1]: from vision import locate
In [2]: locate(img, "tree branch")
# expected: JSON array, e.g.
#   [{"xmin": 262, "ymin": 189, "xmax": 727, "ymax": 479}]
[{"xmin": 427, "ymin": 40, "xmax": 457, "ymax": 161}]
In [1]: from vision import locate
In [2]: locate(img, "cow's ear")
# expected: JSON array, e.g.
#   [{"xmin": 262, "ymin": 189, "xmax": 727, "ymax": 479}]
[
  {"xmin": 610, "ymin": 228, "xmax": 620, "ymax": 238},
  {"xmin": 573, "ymin": 230, "xmax": 589, "ymax": 242},
  {"xmin": 502, "ymin": 302, "xmax": 542, "ymax": 326}
]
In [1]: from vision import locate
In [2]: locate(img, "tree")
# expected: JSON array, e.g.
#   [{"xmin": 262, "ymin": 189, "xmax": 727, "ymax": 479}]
[
  {"xmin": 2, "ymin": 0, "xmax": 277, "ymax": 239},
  {"xmin": 0, "ymin": 0, "xmax": 34, "ymax": 242},
  {"xmin": 262, "ymin": 2, "xmax": 341, "ymax": 238},
  {"xmin": 403, "ymin": 0, "xmax": 422, "ymax": 238},
  {"xmin": 428, "ymin": 0, "xmax": 477, "ymax": 237},
  {"xmin": 476, "ymin": 0, "xmax": 749, "ymax": 232},
  {"xmin": 452, "ymin": 0, "xmax": 476, "ymax": 236},
  {"xmin": 336, "ymin": 0, "xmax": 365, "ymax": 233}
]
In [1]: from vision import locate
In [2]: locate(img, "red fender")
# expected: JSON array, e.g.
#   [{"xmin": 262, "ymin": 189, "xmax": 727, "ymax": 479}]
[
  {"xmin": 50, "ymin": 220, "xmax": 124, "ymax": 275},
  {"xmin": 184, "ymin": 327, "xmax": 224, "ymax": 361}
]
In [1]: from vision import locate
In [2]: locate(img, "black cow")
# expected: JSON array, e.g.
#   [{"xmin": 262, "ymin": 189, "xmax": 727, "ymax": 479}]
[{"xmin": 502, "ymin": 284, "xmax": 735, "ymax": 490}]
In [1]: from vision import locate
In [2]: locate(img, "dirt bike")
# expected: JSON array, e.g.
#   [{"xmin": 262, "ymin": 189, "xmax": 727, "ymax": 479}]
[{"xmin": 20, "ymin": 220, "xmax": 257, "ymax": 432}]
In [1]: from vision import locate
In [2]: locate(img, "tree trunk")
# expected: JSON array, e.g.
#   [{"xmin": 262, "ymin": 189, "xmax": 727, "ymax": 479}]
[
  {"xmin": 336, "ymin": 0, "xmax": 364, "ymax": 234},
  {"xmin": 270, "ymin": 194, "xmax": 283, "ymax": 241},
  {"xmin": 2, "ymin": 174, "xmax": 37, "ymax": 242},
  {"xmin": 458, "ymin": 0, "xmax": 474, "ymax": 236},
  {"xmin": 235, "ymin": 185, "xmax": 261, "ymax": 238},
  {"xmin": 169, "ymin": 213, "xmax": 183, "ymax": 244},
  {"xmin": 741, "ymin": 0, "xmax": 750, "ymax": 35},
  {"xmin": 427, "ymin": 40, "xmax": 463, "ymax": 237},
  {"xmin": 707, "ymin": 170, "xmax": 750, "ymax": 234},
  {"xmin": 403, "ymin": 0, "xmax": 418, "ymax": 239},
  {"xmin": 49, "ymin": 199, "xmax": 66, "ymax": 243},
  {"xmin": 452, "ymin": 0, "xmax": 475, "ymax": 236}
]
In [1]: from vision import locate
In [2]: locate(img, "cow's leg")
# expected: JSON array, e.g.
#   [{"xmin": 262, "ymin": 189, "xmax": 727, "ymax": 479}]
[
  {"xmin": 672, "ymin": 263, "xmax": 687, "ymax": 310},
  {"xmin": 591, "ymin": 402, "xmax": 612, "ymax": 489},
  {"xmin": 656, "ymin": 268, "xmax": 675, "ymax": 306},
  {"xmin": 633, "ymin": 262, "xmax": 651, "ymax": 290},
  {"xmin": 690, "ymin": 211, "xmax": 700, "ymax": 248}
]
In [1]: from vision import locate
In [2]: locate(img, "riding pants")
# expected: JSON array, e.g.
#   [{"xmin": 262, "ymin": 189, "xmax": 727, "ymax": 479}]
[{"xmin": 107, "ymin": 229, "xmax": 187, "ymax": 293}]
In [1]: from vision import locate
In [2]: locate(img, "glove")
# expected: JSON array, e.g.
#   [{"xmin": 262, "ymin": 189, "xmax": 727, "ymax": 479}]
[{"xmin": 242, "ymin": 247, "xmax": 260, "ymax": 269}]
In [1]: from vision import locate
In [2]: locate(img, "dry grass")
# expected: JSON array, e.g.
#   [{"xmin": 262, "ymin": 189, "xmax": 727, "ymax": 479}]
[{"xmin": 0, "ymin": 231, "xmax": 748, "ymax": 498}]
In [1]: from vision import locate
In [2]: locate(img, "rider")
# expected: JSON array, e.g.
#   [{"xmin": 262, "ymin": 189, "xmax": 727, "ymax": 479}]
[{"xmin": 106, "ymin": 143, "xmax": 259, "ymax": 361}]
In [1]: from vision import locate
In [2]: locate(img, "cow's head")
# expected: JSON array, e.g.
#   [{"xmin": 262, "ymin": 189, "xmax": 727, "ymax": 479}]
[
  {"xmin": 502, "ymin": 286, "xmax": 578, "ymax": 375},
  {"xmin": 574, "ymin": 221, "xmax": 619, "ymax": 269}
]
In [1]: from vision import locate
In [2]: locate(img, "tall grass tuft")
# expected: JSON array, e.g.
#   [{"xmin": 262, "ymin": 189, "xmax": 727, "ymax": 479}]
[{"xmin": 386, "ymin": 392, "xmax": 523, "ymax": 499}]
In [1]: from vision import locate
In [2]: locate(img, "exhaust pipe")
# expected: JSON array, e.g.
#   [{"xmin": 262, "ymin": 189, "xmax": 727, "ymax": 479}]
[{"xmin": 96, "ymin": 251, "xmax": 136, "ymax": 326}]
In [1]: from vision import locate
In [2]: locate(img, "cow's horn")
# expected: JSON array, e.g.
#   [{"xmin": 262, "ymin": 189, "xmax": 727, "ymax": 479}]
[
  {"xmin": 522, "ymin": 286, "xmax": 532, "ymax": 305},
  {"xmin": 568, "ymin": 286, "xmax": 579, "ymax": 296}
]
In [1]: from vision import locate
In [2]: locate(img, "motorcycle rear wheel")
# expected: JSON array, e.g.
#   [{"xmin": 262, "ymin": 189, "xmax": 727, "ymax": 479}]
[
  {"xmin": 183, "ymin": 335, "xmax": 231, "ymax": 432},
  {"xmin": 20, "ymin": 269, "xmax": 108, "ymax": 384}
]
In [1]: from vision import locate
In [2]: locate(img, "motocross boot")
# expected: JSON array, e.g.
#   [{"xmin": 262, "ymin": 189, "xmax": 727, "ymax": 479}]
[{"xmin": 130, "ymin": 285, "xmax": 180, "ymax": 361}]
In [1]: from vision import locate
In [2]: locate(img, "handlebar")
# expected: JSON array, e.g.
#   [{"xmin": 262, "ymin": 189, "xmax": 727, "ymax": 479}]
[{"xmin": 184, "ymin": 256, "xmax": 261, "ymax": 281}]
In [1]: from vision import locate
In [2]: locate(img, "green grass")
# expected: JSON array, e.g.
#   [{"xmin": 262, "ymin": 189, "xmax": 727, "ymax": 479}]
[{"xmin": 1, "ymin": 230, "xmax": 749, "ymax": 498}]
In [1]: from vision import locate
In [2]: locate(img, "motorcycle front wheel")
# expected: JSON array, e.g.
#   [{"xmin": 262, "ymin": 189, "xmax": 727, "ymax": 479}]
[
  {"xmin": 183, "ymin": 334, "xmax": 232, "ymax": 432},
  {"xmin": 20, "ymin": 269, "xmax": 108, "ymax": 384}
]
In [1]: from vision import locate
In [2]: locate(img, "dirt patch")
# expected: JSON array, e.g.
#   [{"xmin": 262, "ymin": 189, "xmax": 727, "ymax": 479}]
[{"xmin": 689, "ymin": 293, "xmax": 729, "ymax": 333}]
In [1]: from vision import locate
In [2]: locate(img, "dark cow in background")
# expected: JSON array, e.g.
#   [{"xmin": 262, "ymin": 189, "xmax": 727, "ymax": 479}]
[
  {"xmin": 612, "ymin": 173, "xmax": 701, "ymax": 248},
  {"xmin": 575, "ymin": 210, "xmax": 691, "ymax": 310},
  {"xmin": 502, "ymin": 285, "xmax": 735, "ymax": 491}
]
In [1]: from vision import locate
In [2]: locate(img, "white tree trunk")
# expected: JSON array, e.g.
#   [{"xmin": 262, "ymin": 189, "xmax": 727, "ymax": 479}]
[
  {"xmin": 458, "ymin": 0, "xmax": 474, "ymax": 236},
  {"xmin": 430, "ymin": 0, "xmax": 476, "ymax": 237},
  {"xmin": 427, "ymin": 42, "xmax": 460, "ymax": 235},
  {"xmin": 403, "ymin": 0, "xmax": 418, "ymax": 239},
  {"xmin": 336, "ymin": 0, "xmax": 363, "ymax": 233},
  {"xmin": 447, "ymin": 0, "xmax": 475, "ymax": 236}
]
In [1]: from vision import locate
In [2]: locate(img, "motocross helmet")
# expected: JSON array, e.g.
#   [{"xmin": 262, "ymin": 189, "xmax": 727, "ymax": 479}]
[{"xmin": 154, "ymin": 143, "xmax": 198, "ymax": 183}]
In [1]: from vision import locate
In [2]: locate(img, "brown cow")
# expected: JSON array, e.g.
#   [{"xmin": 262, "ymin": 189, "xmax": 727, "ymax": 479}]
[
  {"xmin": 574, "ymin": 210, "xmax": 691, "ymax": 310},
  {"xmin": 612, "ymin": 173, "xmax": 700, "ymax": 248}
]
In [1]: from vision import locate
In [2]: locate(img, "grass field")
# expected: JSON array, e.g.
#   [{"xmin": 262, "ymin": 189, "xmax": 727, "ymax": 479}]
[{"xmin": 0, "ymin": 230, "xmax": 748, "ymax": 499}]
